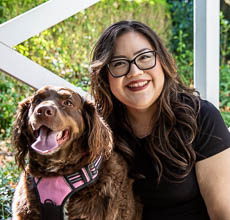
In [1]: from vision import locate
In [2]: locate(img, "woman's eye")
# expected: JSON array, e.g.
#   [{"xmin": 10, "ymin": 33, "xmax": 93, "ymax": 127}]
[
  {"xmin": 139, "ymin": 55, "xmax": 151, "ymax": 60},
  {"xmin": 112, "ymin": 61, "xmax": 127, "ymax": 68},
  {"xmin": 63, "ymin": 100, "xmax": 73, "ymax": 106}
]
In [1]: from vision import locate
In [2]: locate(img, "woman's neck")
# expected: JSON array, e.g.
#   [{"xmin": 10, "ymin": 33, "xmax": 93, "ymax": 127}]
[{"xmin": 126, "ymin": 105, "xmax": 157, "ymax": 138}]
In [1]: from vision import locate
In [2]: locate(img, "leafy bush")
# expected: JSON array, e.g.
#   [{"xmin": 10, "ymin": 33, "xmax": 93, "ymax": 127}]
[
  {"xmin": 0, "ymin": 75, "xmax": 34, "ymax": 139},
  {"xmin": 0, "ymin": 159, "xmax": 20, "ymax": 219},
  {"xmin": 0, "ymin": 0, "xmax": 49, "ymax": 23},
  {"xmin": 166, "ymin": 0, "xmax": 193, "ymax": 85},
  {"xmin": 221, "ymin": 111, "xmax": 230, "ymax": 128},
  {"xmin": 220, "ymin": 11, "xmax": 230, "ymax": 65},
  {"xmin": 220, "ymin": 65, "xmax": 230, "ymax": 110},
  {"xmin": 219, "ymin": 11, "xmax": 230, "ymax": 127}
]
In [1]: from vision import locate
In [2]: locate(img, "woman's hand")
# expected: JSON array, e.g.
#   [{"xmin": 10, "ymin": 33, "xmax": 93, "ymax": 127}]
[{"xmin": 196, "ymin": 147, "xmax": 230, "ymax": 220}]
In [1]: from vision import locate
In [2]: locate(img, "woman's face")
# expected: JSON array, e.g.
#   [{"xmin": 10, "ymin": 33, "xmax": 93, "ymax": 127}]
[{"xmin": 108, "ymin": 31, "xmax": 165, "ymax": 113}]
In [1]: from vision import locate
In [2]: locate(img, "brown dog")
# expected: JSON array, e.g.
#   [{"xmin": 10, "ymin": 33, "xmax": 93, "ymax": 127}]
[{"xmin": 11, "ymin": 86, "xmax": 141, "ymax": 220}]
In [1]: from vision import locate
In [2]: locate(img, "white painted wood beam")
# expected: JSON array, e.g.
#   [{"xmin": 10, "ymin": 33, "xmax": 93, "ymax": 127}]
[
  {"xmin": 194, "ymin": 0, "xmax": 220, "ymax": 108},
  {"xmin": 0, "ymin": 42, "xmax": 89, "ymax": 98},
  {"xmin": 0, "ymin": 0, "xmax": 99, "ymax": 47}
]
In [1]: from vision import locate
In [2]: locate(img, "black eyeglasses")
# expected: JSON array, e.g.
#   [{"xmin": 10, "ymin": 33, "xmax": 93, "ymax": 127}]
[{"xmin": 107, "ymin": 50, "xmax": 157, "ymax": 78}]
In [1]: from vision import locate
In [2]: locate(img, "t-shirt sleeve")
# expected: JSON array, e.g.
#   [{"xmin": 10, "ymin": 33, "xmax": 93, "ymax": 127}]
[{"xmin": 193, "ymin": 100, "xmax": 230, "ymax": 161}]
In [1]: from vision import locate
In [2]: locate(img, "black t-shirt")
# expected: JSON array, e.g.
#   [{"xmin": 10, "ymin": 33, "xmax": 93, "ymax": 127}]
[{"xmin": 133, "ymin": 100, "xmax": 230, "ymax": 220}]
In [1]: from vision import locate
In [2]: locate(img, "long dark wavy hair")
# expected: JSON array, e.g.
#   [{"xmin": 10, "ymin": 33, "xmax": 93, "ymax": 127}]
[{"xmin": 90, "ymin": 20, "xmax": 200, "ymax": 183}]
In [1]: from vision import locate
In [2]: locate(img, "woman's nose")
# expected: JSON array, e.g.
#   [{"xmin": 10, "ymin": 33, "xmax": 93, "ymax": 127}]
[{"xmin": 126, "ymin": 63, "xmax": 144, "ymax": 78}]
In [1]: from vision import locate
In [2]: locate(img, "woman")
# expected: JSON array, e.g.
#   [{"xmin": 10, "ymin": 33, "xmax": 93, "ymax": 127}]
[{"xmin": 90, "ymin": 20, "xmax": 230, "ymax": 219}]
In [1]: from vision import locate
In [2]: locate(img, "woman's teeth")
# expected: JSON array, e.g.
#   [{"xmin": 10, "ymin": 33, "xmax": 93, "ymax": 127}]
[{"xmin": 128, "ymin": 81, "xmax": 148, "ymax": 88}]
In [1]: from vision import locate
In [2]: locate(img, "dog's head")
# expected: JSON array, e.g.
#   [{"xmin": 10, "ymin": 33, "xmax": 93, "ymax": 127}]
[{"xmin": 12, "ymin": 86, "xmax": 112, "ymax": 174}]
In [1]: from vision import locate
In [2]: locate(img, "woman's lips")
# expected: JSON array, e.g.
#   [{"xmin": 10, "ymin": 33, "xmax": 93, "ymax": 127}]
[{"xmin": 126, "ymin": 80, "xmax": 150, "ymax": 91}]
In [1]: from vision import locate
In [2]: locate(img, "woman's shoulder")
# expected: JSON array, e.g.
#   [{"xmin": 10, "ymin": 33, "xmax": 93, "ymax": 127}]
[
  {"xmin": 193, "ymin": 99, "xmax": 230, "ymax": 160},
  {"xmin": 199, "ymin": 99, "xmax": 218, "ymax": 115},
  {"xmin": 178, "ymin": 93, "xmax": 218, "ymax": 116},
  {"xmin": 197, "ymin": 99, "xmax": 226, "ymax": 125}
]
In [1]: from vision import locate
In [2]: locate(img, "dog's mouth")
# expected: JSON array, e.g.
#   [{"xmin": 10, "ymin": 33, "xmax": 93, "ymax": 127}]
[{"xmin": 31, "ymin": 126, "xmax": 69, "ymax": 154}]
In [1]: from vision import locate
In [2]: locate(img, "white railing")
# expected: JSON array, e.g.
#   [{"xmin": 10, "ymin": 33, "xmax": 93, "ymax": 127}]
[
  {"xmin": 0, "ymin": 42, "xmax": 84, "ymax": 95},
  {"xmin": 0, "ymin": 0, "xmax": 99, "ymax": 47},
  {"xmin": 0, "ymin": 0, "xmax": 99, "ymax": 98}
]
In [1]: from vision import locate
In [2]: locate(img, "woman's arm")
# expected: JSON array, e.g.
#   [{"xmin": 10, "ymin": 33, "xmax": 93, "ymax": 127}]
[{"xmin": 196, "ymin": 147, "xmax": 230, "ymax": 220}]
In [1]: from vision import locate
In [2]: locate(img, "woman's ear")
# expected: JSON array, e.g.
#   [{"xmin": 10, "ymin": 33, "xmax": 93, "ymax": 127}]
[
  {"xmin": 12, "ymin": 97, "xmax": 32, "ymax": 170},
  {"xmin": 83, "ymin": 101, "xmax": 113, "ymax": 162}
]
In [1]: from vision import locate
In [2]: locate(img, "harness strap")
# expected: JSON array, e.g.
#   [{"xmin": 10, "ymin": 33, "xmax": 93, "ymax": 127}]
[
  {"xmin": 33, "ymin": 154, "xmax": 103, "ymax": 208},
  {"xmin": 64, "ymin": 154, "xmax": 103, "ymax": 189}
]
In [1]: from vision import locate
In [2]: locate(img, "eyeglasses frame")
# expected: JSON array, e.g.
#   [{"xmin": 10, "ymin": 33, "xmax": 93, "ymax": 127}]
[{"xmin": 107, "ymin": 50, "xmax": 157, "ymax": 78}]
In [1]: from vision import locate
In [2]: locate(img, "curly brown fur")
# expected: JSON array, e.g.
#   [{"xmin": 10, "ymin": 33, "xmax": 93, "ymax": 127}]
[{"xmin": 12, "ymin": 86, "xmax": 141, "ymax": 220}]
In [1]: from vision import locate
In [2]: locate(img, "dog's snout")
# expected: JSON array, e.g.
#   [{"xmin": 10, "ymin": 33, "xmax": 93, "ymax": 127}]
[{"xmin": 36, "ymin": 105, "xmax": 56, "ymax": 117}]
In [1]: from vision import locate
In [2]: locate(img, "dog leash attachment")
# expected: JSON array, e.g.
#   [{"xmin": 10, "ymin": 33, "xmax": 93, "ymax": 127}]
[{"xmin": 41, "ymin": 199, "xmax": 62, "ymax": 220}]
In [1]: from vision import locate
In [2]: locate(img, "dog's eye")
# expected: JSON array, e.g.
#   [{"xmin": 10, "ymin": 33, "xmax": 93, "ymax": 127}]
[{"xmin": 63, "ymin": 100, "xmax": 73, "ymax": 106}]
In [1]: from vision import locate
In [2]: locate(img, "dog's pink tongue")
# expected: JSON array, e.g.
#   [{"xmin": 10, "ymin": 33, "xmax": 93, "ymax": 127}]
[{"xmin": 31, "ymin": 126, "xmax": 59, "ymax": 154}]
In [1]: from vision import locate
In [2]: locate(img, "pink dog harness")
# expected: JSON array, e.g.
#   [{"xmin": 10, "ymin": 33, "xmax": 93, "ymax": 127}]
[{"xmin": 32, "ymin": 155, "xmax": 103, "ymax": 220}]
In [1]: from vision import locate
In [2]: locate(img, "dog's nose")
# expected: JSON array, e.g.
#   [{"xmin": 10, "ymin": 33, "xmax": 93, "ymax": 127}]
[{"xmin": 36, "ymin": 105, "xmax": 56, "ymax": 117}]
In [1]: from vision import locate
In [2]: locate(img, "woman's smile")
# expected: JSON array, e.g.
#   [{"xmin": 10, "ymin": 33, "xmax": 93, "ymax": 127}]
[{"xmin": 126, "ymin": 79, "xmax": 150, "ymax": 91}]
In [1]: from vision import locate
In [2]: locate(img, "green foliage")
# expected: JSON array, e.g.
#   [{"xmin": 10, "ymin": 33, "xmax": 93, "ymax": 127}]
[
  {"xmin": 221, "ymin": 111, "xmax": 230, "ymax": 128},
  {"xmin": 0, "ymin": 160, "xmax": 20, "ymax": 219},
  {"xmin": 166, "ymin": 0, "xmax": 193, "ymax": 86},
  {"xmin": 220, "ymin": 11, "xmax": 230, "ymax": 65},
  {"xmin": 220, "ymin": 65, "xmax": 230, "ymax": 110},
  {"xmin": 217, "ymin": 10, "xmax": 230, "ymax": 127},
  {"xmin": 219, "ymin": 8, "xmax": 230, "ymax": 127},
  {"xmin": 0, "ymin": 0, "xmax": 48, "ymax": 23},
  {"xmin": 0, "ymin": 75, "xmax": 34, "ymax": 139}
]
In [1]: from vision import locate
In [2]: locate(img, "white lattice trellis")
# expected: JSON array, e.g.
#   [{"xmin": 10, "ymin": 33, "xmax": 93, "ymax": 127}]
[{"xmin": 0, "ymin": 0, "xmax": 100, "ymax": 98}]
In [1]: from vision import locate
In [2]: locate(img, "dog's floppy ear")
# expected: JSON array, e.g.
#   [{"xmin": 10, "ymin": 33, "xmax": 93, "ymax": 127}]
[
  {"xmin": 12, "ymin": 97, "xmax": 32, "ymax": 170},
  {"xmin": 82, "ymin": 101, "xmax": 113, "ymax": 161}
]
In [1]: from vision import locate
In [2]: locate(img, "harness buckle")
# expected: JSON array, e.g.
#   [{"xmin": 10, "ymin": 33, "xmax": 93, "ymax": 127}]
[{"xmin": 87, "ymin": 163, "xmax": 94, "ymax": 179}]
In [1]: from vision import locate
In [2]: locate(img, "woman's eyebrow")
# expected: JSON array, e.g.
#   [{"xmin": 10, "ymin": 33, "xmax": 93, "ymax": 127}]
[
  {"xmin": 111, "ymin": 55, "xmax": 127, "ymax": 60},
  {"xmin": 133, "ymin": 48, "xmax": 150, "ymax": 56},
  {"xmin": 111, "ymin": 48, "xmax": 151, "ymax": 60}
]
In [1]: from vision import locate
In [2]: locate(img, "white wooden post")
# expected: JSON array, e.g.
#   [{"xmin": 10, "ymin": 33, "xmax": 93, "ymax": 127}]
[{"xmin": 194, "ymin": 0, "xmax": 220, "ymax": 108}]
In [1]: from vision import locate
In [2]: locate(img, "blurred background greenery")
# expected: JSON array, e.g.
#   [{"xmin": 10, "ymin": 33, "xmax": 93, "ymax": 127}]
[{"xmin": 0, "ymin": 0, "xmax": 230, "ymax": 218}]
